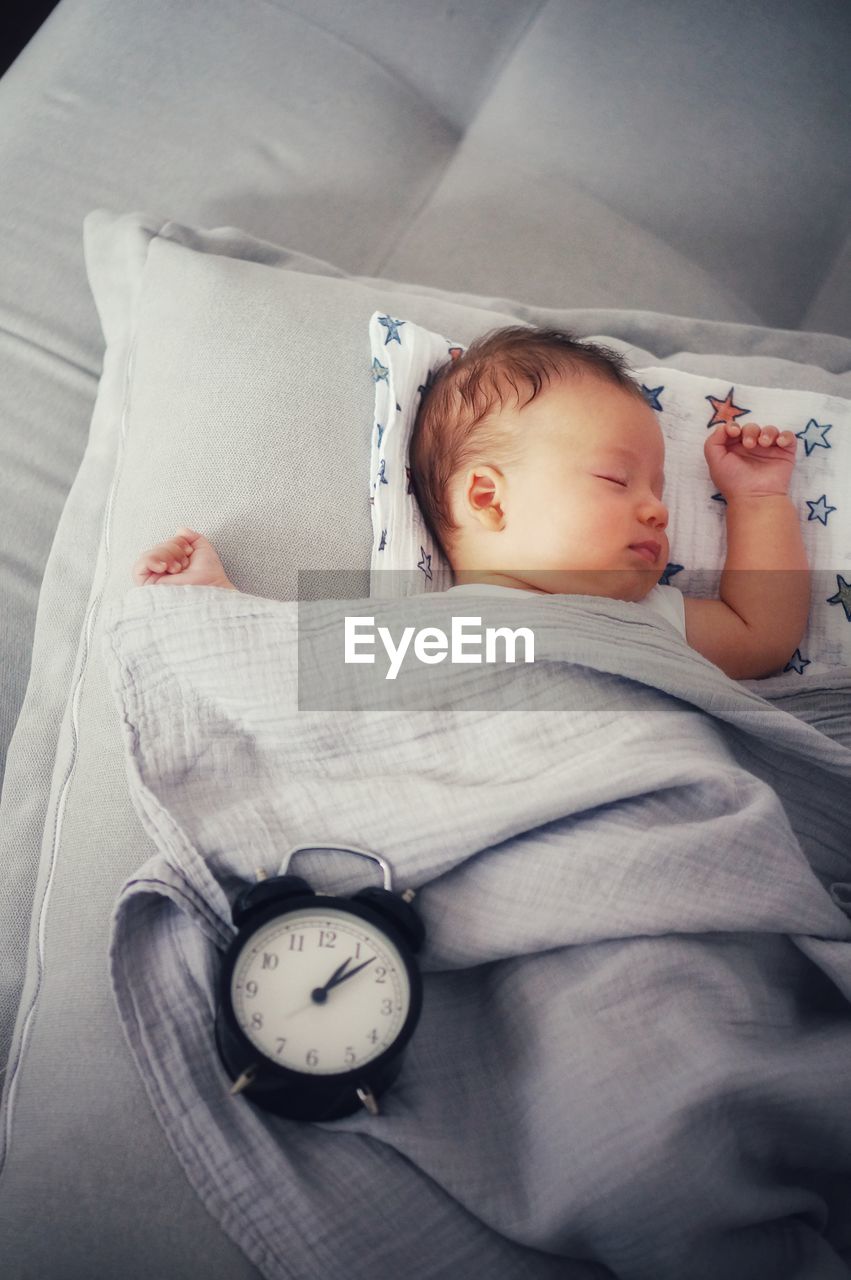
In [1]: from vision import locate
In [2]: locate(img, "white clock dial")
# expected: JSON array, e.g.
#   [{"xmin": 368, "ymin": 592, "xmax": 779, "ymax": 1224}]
[{"xmin": 231, "ymin": 906, "xmax": 412, "ymax": 1075}]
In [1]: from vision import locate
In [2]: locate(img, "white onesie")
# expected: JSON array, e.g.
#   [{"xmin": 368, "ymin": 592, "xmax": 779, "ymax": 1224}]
[{"xmin": 444, "ymin": 582, "xmax": 687, "ymax": 639}]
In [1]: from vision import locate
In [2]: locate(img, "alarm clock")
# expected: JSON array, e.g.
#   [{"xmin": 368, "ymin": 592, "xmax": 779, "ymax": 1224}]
[{"xmin": 214, "ymin": 844, "xmax": 425, "ymax": 1122}]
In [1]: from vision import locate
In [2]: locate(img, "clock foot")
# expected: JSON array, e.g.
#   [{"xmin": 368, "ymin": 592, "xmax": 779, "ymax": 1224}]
[
  {"xmin": 228, "ymin": 1063, "xmax": 259, "ymax": 1096},
  {"xmin": 356, "ymin": 1084, "xmax": 380, "ymax": 1116}
]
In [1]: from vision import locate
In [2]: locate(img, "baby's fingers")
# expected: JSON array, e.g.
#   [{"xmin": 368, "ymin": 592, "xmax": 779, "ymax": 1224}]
[
  {"xmin": 158, "ymin": 538, "xmax": 193, "ymax": 570},
  {"xmin": 132, "ymin": 557, "xmax": 164, "ymax": 585},
  {"xmin": 727, "ymin": 422, "xmax": 796, "ymax": 450},
  {"xmin": 135, "ymin": 541, "xmax": 189, "ymax": 577}
]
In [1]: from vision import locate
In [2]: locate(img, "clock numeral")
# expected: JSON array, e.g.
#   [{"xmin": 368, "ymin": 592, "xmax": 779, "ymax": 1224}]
[
  {"xmin": 374, "ymin": 966, "xmax": 387, "ymax": 984},
  {"xmin": 368, "ymin": 1029, "xmax": 379, "ymax": 1045},
  {"xmin": 353, "ymin": 942, "xmax": 362, "ymax": 960},
  {"xmin": 261, "ymin": 952, "xmax": 279, "ymax": 970},
  {"xmin": 288, "ymin": 934, "xmax": 304, "ymax": 952},
  {"xmin": 251, "ymin": 1012, "xmax": 264, "ymax": 1030},
  {"xmin": 246, "ymin": 980, "xmax": 258, "ymax": 998},
  {"xmin": 318, "ymin": 930, "xmax": 337, "ymax": 949},
  {"xmin": 275, "ymin": 1038, "xmax": 287, "ymax": 1056},
  {"xmin": 306, "ymin": 1049, "xmax": 319, "ymax": 1067},
  {"xmin": 380, "ymin": 999, "xmax": 393, "ymax": 1016},
  {"xmin": 344, "ymin": 1047, "xmax": 356, "ymax": 1066}
]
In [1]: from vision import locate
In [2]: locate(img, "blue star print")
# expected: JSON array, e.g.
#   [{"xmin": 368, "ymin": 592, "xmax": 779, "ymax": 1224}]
[
  {"xmin": 418, "ymin": 369, "xmax": 437, "ymax": 399},
  {"xmin": 418, "ymin": 547, "xmax": 433, "ymax": 582},
  {"xmin": 659, "ymin": 563, "xmax": 683, "ymax": 586},
  {"xmin": 806, "ymin": 494, "xmax": 836, "ymax": 526},
  {"xmin": 641, "ymin": 385, "xmax": 664, "ymax": 411},
  {"xmin": 378, "ymin": 529, "xmax": 387, "ymax": 551},
  {"xmin": 710, "ymin": 492, "xmax": 727, "ymax": 507},
  {"xmin": 376, "ymin": 422, "xmax": 385, "ymax": 448},
  {"xmin": 827, "ymin": 575, "xmax": 851, "ymax": 622},
  {"xmin": 796, "ymin": 419, "xmax": 832, "ymax": 457},
  {"xmin": 377, "ymin": 459, "xmax": 388, "ymax": 486},
  {"xmin": 378, "ymin": 315, "xmax": 405, "ymax": 345},
  {"xmin": 783, "ymin": 648, "xmax": 811, "ymax": 675},
  {"xmin": 371, "ymin": 357, "xmax": 389, "ymax": 383}
]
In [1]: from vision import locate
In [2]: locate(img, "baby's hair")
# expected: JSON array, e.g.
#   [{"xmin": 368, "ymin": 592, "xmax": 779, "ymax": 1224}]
[{"xmin": 408, "ymin": 324, "xmax": 646, "ymax": 562}]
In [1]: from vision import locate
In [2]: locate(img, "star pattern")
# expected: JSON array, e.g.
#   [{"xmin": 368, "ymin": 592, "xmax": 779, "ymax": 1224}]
[
  {"xmin": 705, "ymin": 388, "xmax": 750, "ymax": 428},
  {"xmin": 796, "ymin": 419, "xmax": 832, "ymax": 457},
  {"xmin": 827, "ymin": 575, "xmax": 851, "ymax": 622},
  {"xmin": 658, "ymin": 563, "xmax": 684, "ymax": 586},
  {"xmin": 417, "ymin": 369, "xmax": 437, "ymax": 400},
  {"xmin": 806, "ymin": 494, "xmax": 836, "ymax": 526},
  {"xmin": 783, "ymin": 649, "xmax": 811, "ymax": 675},
  {"xmin": 378, "ymin": 315, "xmax": 405, "ymax": 345},
  {"xmin": 417, "ymin": 547, "xmax": 432, "ymax": 582},
  {"xmin": 641, "ymin": 384, "xmax": 664, "ymax": 411}
]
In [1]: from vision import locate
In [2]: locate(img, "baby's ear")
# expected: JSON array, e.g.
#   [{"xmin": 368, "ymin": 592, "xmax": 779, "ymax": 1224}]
[{"xmin": 465, "ymin": 466, "xmax": 505, "ymax": 526}]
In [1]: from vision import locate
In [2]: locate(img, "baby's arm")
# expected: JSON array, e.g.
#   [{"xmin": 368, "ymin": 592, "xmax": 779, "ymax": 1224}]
[
  {"xmin": 132, "ymin": 527, "xmax": 238, "ymax": 590},
  {"xmin": 682, "ymin": 422, "xmax": 809, "ymax": 680}
]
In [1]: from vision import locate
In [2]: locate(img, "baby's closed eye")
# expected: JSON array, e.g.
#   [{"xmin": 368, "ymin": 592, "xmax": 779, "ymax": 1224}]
[{"xmin": 596, "ymin": 475, "xmax": 628, "ymax": 487}]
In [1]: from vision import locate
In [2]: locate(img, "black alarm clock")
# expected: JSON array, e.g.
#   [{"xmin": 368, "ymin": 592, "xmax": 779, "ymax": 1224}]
[{"xmin": 214, "ymin": 844, "xmax": 425, "ymax": 1122}]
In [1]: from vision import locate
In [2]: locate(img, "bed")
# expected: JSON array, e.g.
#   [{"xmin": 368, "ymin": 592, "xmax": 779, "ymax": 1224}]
[{"xmin": 1, "ymin": 2, "xmax": 850, "ymax": 1277}]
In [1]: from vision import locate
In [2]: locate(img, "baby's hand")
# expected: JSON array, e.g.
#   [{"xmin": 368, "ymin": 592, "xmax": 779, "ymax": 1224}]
[
  {"xmin": 703, "ymin": 421, "xmax": 798, "ymax": 499},
  {"xmin": 132, "ymin": 527, "xmax": 236, "ymax": 589}
]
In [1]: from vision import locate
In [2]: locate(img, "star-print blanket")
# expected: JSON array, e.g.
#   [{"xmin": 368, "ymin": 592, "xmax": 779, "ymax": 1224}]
[
  {"xmin": 102, "ymin": 581, "xmax": 851, "ymax": 1280},
  {"xmin": 369, "ymin": 311, "xmax": 851, "ymax": 676}
]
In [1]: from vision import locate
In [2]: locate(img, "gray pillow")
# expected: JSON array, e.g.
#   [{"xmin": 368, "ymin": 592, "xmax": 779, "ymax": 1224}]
[{"xmin": 1, "ymin": 209, "xmax": 850, "ymax": 1280}]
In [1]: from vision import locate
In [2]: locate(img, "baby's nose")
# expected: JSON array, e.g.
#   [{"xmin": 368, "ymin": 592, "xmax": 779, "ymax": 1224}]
[{"xmin": 642, "ymin": 494, "xmax": 668, "ymax": 526}]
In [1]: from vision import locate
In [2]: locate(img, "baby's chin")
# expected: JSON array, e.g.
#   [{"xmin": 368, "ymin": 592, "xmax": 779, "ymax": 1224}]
[{"xmin": 517, "ymin": 568, "xmax": 662, "ymax": 600}]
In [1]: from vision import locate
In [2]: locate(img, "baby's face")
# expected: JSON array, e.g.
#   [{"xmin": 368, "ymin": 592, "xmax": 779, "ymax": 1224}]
[{"xmin": 452, "ymin": 374, "xmax": 669, "ymax": 601}]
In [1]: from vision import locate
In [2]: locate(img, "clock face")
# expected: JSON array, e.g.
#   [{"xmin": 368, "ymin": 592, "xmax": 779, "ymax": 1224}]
[{"xmin": 230, "ymin": 905, "xmax": 412, "ymax": 1076}]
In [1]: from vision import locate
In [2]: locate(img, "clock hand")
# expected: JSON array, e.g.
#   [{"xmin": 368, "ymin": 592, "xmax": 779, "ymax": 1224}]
[
  {"xmin": 284, "ymin": 955, "xmax": 379, "ymax": 1018},
  {"xmin": 320, "ymin": 956, "xmax": 355, "ymax": 991},
  {"xmin": 322, "ymin": 955, "xmax": 376, "ymax": 992},
  {"xmin": 280, "ymin": 956, "xmax": 354, "ymax": 1019},
  {"xmin": 310, "ymin": 954, "xmax": 377, "ymax": 1005}
]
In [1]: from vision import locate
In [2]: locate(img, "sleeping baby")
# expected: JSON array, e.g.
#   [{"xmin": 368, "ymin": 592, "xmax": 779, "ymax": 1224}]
[{"xmin": 132, "ymin": 326, "xmax": 809, "ymax": 681}]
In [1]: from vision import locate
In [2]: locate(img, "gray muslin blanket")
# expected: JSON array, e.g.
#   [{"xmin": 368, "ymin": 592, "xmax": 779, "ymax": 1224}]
[{"xmin": 100, "ymin": 584, "xmax": 851, "ymax": 1280}]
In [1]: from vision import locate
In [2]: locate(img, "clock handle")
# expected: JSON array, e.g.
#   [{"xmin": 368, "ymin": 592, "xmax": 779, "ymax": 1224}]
[{"xmin": 280, "ymin": 843, "xmax": 395, "ymax": 892}]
